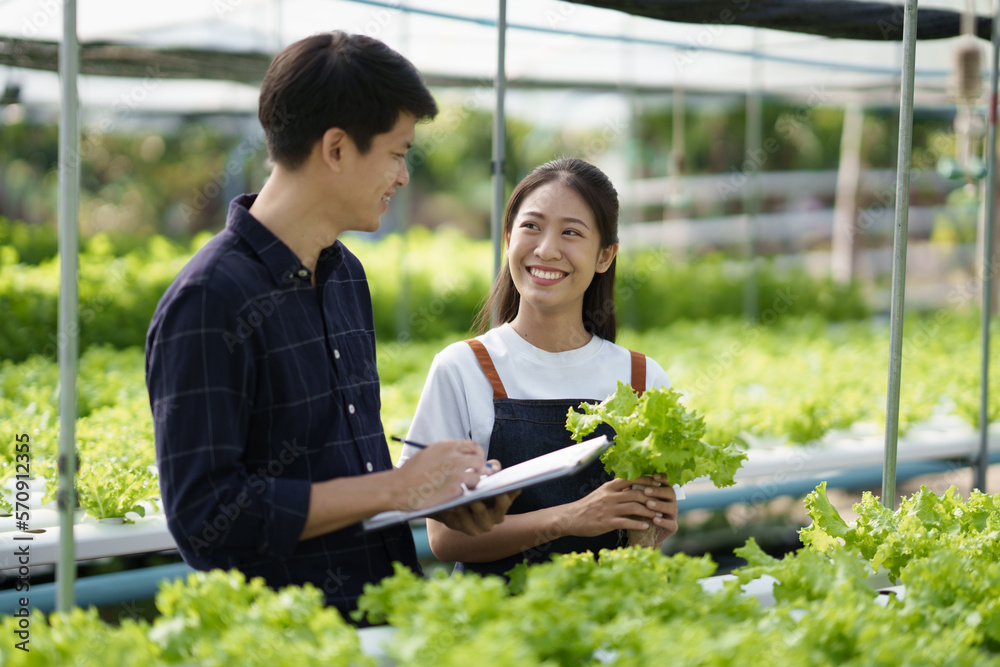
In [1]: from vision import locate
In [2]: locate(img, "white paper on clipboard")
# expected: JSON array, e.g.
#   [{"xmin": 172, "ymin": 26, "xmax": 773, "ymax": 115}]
[{"xmin": 363, "ymin": 435, "xmax": 612, "ymax": 531}]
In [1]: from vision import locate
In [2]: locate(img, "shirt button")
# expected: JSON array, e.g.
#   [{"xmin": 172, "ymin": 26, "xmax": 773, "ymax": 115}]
[
  {"xmin": 297, "ymin": 268, "xmax": 309, "ymax": 278},
  {"xmin": 366, "ymin": 462, "xmax": 374, "ymax": 472},
  {"xmin": 347, "ymin": 404, "xmax": 355, "ymax": 414},
  {"xmin": 333, "ymin": 349, "xmax": 340, "ymax": 359}
]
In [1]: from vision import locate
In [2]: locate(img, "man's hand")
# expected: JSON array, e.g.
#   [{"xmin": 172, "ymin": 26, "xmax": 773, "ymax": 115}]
[
  {"xmin": 394, "ymin": 440, "xmax": 489, "ymax": 512},
  {"xmin": 302, "ymin": 441, "xmax": 493, "ymax": 541}
]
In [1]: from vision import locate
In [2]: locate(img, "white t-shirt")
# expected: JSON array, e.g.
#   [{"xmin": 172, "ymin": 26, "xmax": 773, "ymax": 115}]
[{"xmin": 399, "ymin": 323, "xmax": 670, "ymax": 464}]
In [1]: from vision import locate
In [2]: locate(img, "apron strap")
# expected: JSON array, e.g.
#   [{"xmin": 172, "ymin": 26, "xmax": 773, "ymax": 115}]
[
  {"xmin": 629, "ymin": 350, "xmax": 646, "ymax": 397},
  {"xmin": 465, "ymin": 339, "xmax": 508, "ymax": 400}
]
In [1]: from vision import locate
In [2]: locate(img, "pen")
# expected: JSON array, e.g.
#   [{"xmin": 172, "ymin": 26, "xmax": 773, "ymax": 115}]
[
  {"xmin": 391, "ymin": 435, "xmax": 426, "ymax": 449},
  {"xmin": 391, "ymin": 436, "xmax": 493, "ymax": 469}
]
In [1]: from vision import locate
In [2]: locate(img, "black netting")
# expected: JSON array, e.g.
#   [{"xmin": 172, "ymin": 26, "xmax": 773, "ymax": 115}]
[{"xmin": 565, "ymin": 0, "xmax": 991, "ymax": 41}]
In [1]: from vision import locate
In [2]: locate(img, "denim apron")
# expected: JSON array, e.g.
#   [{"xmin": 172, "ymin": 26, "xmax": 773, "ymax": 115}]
[{"xmin": 453, "ymin": 339, "xmax": 646, "ymax": 577}]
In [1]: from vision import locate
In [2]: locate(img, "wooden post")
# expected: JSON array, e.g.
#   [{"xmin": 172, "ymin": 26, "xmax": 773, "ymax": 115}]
[{"xmin": 832, "ymin": 103, "xmax": 864, "ymax": 284}]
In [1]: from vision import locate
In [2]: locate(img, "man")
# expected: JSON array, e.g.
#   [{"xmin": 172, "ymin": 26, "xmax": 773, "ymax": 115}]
[{"xmin": 145, "ymin": 31, "xmax": 513, "ymax": 620}]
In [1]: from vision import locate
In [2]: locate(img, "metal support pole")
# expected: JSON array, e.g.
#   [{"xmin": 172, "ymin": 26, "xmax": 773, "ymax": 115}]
[
  {"xmin": 272, "ymin": 0, "xmax": 283, "ymax": 53},
  {"xmin": 622, "ymin": 15, "xmax": 639, "ymax": 227},
  {"xmin": 395, "ymin": 0, "xmax": 411, "ymax": 341},
  {"xmin": 743, "ymin": 30, "xmax": 762, "ymax": 319},
  {"xmin": 882, "ymin": 0, "xmax": 918, "ymax": 511},
  {"xmin": 57, "ymin": 0, "xmax": 80, "ymax": 612},
  {"xmin": 490, "ymin": 0, "xmax": 507, "ymax": 327},
  {"xmin": 975, "ymin": 0, "xmax": 1000, "ymax": 491}
]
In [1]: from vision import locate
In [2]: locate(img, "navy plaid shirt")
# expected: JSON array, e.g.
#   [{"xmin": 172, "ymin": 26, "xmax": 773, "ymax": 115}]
[{"xmin": 145, "ymin": 194, "xmax": 420, "ymax": 615}]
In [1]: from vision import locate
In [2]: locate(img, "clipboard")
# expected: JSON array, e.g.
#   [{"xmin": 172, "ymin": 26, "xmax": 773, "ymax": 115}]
[{"xmin": 363, "ymin": 434, "xmax": 612, "ymax": 531}]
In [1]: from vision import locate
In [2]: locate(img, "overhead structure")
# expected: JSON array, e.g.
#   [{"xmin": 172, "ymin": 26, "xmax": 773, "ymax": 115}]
[
  {"xmin": 0, "ymin": 37, "xmax": 273, "ymax": 83},
  {"xmin": 1, "ymin": 0, "xmax": 996, "ymax": 110}
]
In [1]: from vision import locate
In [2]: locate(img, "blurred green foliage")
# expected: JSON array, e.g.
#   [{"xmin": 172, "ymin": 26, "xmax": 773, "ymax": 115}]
[
  {"xmin": 615, "ymin": 251, "xmax": 868, "ymax": 328},
  {"xmin": 0, "ymin": 119, "xmax": 260, "ymax": 237},
  {"xmin": 407, "ymin": 106, "xmax": 562, "ymax": 236},
  {"xmin": 637, "ymin": 98, "xmax": 953, "ymax": 175},
  {"xmin": 2, "ymin": 94, "xmax": 959, "ymax": 241},
  {"xmin": 0, "ymin": 229, "xmax": 202, "ymax": 362},
  {"xmin": 0, "ymin": 221, "xmax": 867, "ymax": 364},
  {"xmin": 2, "ymin": 312, "xmax": 994, "ymax": 515},
  {"xmin": 931, "ymin": 185, "xmax": 980, "ymax": 247}
]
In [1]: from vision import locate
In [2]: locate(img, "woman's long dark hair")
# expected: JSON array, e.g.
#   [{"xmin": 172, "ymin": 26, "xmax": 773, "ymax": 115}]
[{"xmin": 473, "ymin": 158, "xmax": 620, "ymax": 342}]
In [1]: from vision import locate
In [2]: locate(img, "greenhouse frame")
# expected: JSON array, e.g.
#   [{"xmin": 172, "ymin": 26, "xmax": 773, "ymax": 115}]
[{"xmin": 1, "ymin": 1, "xmax": 1000, "ymax": 658}]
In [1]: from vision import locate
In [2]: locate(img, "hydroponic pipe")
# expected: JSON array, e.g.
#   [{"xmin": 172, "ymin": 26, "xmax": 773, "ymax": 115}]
[
  {"xmin": 680, "ymin": 455, "xmax": 1000, "ymax": 513},
  {"xmin": 882, "ymin": 0, "xmax": 918, "ymax": 511},
  {"xmin": 56, "ymin": 0, "xmax": 80, "ymax": 612},
  {"xmin": 0, "ymin": 562, "xmax": 194, "ymax": 616},
  {"xmin": 976, "ymin": 0, "xmax": 1000, "ymax": 492}
]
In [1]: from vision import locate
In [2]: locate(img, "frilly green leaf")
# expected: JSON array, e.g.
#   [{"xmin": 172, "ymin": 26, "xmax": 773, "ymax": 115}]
[{"xmin": 567, "ymin": 381, "xmax": 746, "ymax": 487}]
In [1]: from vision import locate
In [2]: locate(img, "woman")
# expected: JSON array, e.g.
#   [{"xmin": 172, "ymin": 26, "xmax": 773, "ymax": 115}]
[{"xmin": 401, "ymin": 158, "xmax": 678, "ymax": 576}]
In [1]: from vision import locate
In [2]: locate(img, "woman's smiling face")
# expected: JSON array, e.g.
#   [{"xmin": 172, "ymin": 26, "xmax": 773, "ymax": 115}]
[{"xmin": 506, "ymin": 180, "xmax": 616, "ymax": 320}]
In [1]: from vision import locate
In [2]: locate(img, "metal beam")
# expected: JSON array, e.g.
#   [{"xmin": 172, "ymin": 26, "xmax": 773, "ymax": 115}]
[
  {"xmin": 490, "ymin": 0, "xmax": 507, "ymax": 309},
  {"xmin": 976, "ymin": 0, "xmax": 1000, "ymax": 491},
  {"xmin": 56, "ymin": 0, "xmax": 80, "ymax": 612},
  {"xmin": 882, "ymin": 0, "xmax": 919, "ymax": 511}
]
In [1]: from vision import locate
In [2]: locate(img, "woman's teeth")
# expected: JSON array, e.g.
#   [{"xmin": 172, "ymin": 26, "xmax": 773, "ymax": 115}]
[{"xmin": 530, "ymin": 268, "xmax": 564, "ymax": 280}]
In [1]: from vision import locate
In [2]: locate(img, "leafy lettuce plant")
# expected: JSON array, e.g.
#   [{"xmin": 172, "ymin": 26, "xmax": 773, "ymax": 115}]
[
  {"xmin": 41, "ymin": 461, "xmax": 160, "ymax": 521},
  {"xmin": 152, "ymin": 569, "xmax": 373, "ymax": 667},
  {"xmin": 77, "ymin": 462, "xmax": 160, "ymax": 520},
  {"xmin": 566, "ymin": 381, "xmax": 746, "ymax": 486},
  {"xmin": 355, "ymin": 548, "xmax": 758, "ymax": 666},
  {"xmin": 800, "ymin": 481, "xmax": 1000, "ymax": 581},
  {"xmin": 732, "ymin": 537, "xmax": 876, "ymax": 605},
  {"xmin": 0, "ymin": 607, "xmax": 158, "ymax": 667}
]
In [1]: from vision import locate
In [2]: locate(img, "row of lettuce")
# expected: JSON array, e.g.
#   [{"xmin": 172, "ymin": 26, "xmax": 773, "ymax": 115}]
[
  {"xmin": 0, "ymin": 346, "xmax": 158, "ymax": 517},
  {"xmin": 348, "ymin": 483, "xmax": 1000, "ymax": 666},
  {"xmin": 2, "ymin": 483, "xmax": 999, "ymax": 665},
  {"xmin": 0, "ymin": 218, "xmax": 869, "ymax": 363},
  {"xmin": 1, "ymin": 311, "xmax": 997, "ymax": 519}
]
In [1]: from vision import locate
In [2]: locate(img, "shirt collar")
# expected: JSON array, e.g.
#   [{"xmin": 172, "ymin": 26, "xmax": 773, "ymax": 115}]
[{"xmin": 226, "ymin": 194, "xmax": 343, "ymax": 287}]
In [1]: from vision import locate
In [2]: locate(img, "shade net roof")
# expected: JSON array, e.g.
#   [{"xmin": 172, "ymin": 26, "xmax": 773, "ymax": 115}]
[{"xmin": 566, "ymin": 0, "xmax": 992, "ymax": 41}]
